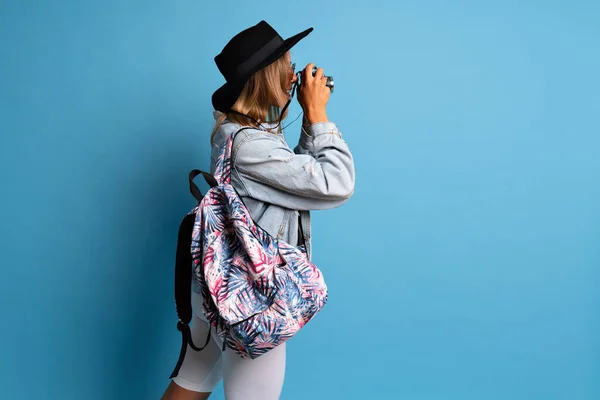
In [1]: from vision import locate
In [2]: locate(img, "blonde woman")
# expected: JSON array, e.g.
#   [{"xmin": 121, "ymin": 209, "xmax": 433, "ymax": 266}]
[{"xmin": 162, "ymin": 20, "xmax": 355, "ymax": 400}]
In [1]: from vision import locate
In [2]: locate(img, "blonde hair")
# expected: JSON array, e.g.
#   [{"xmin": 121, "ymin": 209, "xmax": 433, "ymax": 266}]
[{"xmin": 210, "ymin": 52, "xmax": 292, "ymax": 145}]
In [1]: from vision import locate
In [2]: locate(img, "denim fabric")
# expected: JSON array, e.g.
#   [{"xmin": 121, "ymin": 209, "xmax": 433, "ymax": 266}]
[{"xmin": 207, "ymin": 114, "xmax": 355, "ymax": 263}]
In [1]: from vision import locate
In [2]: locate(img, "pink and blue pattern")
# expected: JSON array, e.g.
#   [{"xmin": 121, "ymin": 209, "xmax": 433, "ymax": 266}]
[{"xmin": 190, "ymin": 128, "xmax": 328, "ymax": 358}]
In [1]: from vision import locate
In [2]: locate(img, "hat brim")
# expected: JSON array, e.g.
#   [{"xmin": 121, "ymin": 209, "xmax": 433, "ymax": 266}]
[{"xmin": 212, "ymin": 27, "xmax": 313, "ymax": 113}]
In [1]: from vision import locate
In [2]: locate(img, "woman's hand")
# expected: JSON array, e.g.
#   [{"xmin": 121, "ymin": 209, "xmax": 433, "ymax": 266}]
[{"xmin": 297, "ymin": 63, "xmax": 330, "ymax": 125}]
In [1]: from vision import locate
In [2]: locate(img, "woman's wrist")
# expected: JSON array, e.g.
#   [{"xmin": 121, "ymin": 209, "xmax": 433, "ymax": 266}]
[{"xmin": 304, "ymin": 111, "xmax": 329, "ymax": 125}]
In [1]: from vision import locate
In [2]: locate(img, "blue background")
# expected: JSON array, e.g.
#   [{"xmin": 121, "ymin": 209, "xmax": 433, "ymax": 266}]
[{"xmin": 1, "ymin": 1, "xmax": 599, "ymax": 399}]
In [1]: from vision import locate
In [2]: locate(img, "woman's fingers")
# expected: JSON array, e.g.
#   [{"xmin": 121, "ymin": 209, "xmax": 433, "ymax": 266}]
[
  {"xmin": 304, "ymin": 63, "xmax": 315, "ymax": 84},
  {"xmin": 314, "ymin": 67, "xmax": 325, "ymax": 81},
  {"xmin": 302, "ymin": 63, "xmax": 325, "ymax": 84}
]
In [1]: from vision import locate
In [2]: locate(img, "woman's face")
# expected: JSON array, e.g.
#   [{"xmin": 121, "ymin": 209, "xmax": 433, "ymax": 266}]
[
  {"xmin": 286, "ymin": 51, "xmax": 298, "ymax": 90},
  {"xmin": 277, "ymin": 51, "xmax": 297, "ymax": 107}
]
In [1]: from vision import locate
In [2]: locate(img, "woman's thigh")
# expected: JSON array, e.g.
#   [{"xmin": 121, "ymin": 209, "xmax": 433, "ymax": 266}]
[{"xmin": 222, "ymin": 342, "xmax": 286, "ymax": 400}]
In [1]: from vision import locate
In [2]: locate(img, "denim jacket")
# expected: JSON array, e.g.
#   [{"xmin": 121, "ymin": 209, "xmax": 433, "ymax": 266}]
[{"xmin": 208, "ymin": 113, "xmax": 355, "ymax": 262}]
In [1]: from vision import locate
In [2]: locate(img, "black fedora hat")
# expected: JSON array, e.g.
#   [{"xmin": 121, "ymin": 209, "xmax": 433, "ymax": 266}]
[{"xmin": 212, "ymin": 20, "xmax": 313, "ymax": 113}]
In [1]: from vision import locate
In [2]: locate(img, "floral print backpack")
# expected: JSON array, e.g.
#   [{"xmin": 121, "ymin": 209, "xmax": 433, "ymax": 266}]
[{"xmin": 169, "ymin": 127, "xmax": 328, "ymax": 379}]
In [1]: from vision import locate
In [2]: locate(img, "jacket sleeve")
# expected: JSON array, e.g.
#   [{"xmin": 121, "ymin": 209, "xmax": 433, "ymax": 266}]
[{"xmin": 231, "ymin": 122, "xmax": 355, "ymax": 211}]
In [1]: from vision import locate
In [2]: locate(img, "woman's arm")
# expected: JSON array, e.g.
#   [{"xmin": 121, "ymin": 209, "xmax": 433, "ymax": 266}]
[{"xmin": 231, "ymin": 122, "xmax": 355, "ymax": 211}]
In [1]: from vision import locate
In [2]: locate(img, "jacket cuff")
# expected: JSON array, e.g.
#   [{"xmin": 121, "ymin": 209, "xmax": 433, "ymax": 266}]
[{"xmin": 300, "ymin": 121, "xmax": 341, "ymax": 147}]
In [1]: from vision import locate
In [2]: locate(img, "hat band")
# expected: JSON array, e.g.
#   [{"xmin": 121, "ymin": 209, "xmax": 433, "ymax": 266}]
[{"xmin": 232, "ymin": 36, "xmax": 283, "ymax": 80}]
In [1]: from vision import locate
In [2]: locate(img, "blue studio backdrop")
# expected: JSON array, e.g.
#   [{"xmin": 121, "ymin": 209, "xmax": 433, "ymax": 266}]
[{"xmin": 1, "ymin": 1, "xmax": 599, "ymax": 399}]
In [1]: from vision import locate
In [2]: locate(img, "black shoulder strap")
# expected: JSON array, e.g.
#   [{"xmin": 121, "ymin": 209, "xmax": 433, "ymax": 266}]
[
  {"xmin": 188, "ymin": 169, "xmax": 218, "ymax": 202},
  {"xmin": 169, "ymin": 170, "xmax": 218, "ymax": 379}
]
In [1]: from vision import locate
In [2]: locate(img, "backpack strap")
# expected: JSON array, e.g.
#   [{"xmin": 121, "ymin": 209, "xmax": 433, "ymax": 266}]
[
  {"xmin": 297, "ymin": 212, "xmax": 307, "ymax": 247},
  {"xmin": 188, "ymin": 169, "xmax": 218, "ymax": 202},
  {"xmin": 169, "ymin": 170, "xmax": 218, "ymax": 379}
]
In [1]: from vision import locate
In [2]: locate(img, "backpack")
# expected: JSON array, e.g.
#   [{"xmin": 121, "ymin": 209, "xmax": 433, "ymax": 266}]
[{"xmin": 169, "ymin": 127, "xmax": 328, "ymax": 379}]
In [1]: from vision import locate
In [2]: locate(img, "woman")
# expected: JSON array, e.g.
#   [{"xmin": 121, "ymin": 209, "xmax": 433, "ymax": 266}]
[{"xmin": 162, "ymin": 20, "xmax": 355, "ymax": 400}]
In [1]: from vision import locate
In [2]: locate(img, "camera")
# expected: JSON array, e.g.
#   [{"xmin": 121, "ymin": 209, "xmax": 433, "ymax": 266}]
[{"xmin": 296, "ymin": 66, "xmax": 334, "ymax": 93}]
